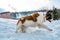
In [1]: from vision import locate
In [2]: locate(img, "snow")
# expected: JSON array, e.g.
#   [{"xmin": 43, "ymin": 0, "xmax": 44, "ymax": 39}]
[{"xmin": 0, "ymin": 18, "xmax": 60, "ymax": 40}]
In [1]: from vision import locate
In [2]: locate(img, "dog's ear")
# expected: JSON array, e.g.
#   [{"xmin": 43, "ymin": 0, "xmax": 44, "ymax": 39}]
[{"xmin": 32, "ymin": 12, "xmax": 40, "ymax": 18}]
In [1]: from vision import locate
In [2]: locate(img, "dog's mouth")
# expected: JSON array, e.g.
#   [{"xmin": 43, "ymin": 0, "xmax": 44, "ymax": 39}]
[{"xmin": 47, "ymin": 19, "xmax": 52, "ymax": 22}]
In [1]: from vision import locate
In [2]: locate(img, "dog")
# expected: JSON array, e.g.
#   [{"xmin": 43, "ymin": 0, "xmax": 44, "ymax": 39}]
[{"xmin": 16, "ymin": 12, "xmax": 52, "ymax": 33}]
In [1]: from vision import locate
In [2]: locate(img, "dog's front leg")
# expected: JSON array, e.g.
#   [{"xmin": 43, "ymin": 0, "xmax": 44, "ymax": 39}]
[
  {"xmin": 20, "ymin": 25, "xmax": 27, "ymax": 33},
  {"xmin": 43, "ymin": 26, "xmax": 52, "ymax": 31},
  {"xmin": 37, "ymin": 23, "xmax": 53, "ymax": 31}
]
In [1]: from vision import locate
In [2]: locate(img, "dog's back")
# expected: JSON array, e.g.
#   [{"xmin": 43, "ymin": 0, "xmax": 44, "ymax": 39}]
[{"xmin": 16, "ymin": 13, "xmax": 39, "ymax": 26}]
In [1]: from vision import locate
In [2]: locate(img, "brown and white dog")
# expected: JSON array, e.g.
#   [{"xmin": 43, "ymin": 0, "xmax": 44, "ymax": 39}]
[{"xmin": 16, "ymin": 12, "xmax": 52, "ymax": 33}]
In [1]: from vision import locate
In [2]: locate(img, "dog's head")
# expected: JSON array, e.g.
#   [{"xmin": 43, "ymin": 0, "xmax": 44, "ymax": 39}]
[{"xmin": 46, "ymin": 10, "xmax": 53, "ymax": 22}]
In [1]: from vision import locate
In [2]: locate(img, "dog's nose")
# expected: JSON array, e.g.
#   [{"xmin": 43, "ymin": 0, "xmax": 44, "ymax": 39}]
[
  {"xmin": 49, "ymin": 21, "xmax": 51, "ymax": 22},
  {"xmin": 48, "ymin": 19, "xmax": 52, "ymax": 22}
]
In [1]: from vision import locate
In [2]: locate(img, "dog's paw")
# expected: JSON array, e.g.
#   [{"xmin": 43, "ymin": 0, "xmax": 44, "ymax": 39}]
[
  {"xmin": 15, "ymin": 31, "xmax": 18, "ymax": 33},
  {"xmin": 49, "ymin": 29, "xmax": 53, "ymax": 31},
  {"xmin": 20, "ymin": 30, "xmax": 26, "ymax": 33}
]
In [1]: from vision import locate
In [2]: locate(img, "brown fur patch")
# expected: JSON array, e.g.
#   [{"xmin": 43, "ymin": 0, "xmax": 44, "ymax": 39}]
[{"xmin": 16, "ymin": 12, "xmax": 40, "ymax": 25}]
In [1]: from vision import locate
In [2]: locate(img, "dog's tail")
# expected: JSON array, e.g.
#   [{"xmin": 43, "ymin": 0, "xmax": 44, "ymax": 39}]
[{"xmin": 16, "ymin": 18, "xmax": 21, "ymax": 26}]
